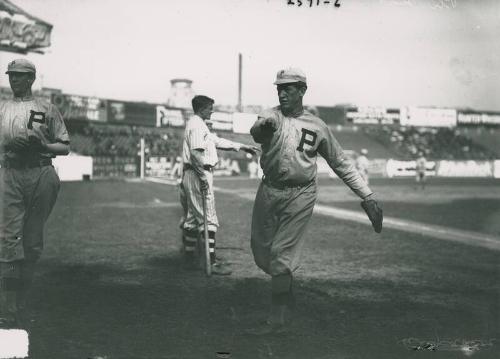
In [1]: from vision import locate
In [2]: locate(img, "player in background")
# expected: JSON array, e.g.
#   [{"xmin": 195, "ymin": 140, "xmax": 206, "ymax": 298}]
[
  {"xmin": 248, "ymin": 68, "xmax": 382, "ymax": 334},
  {"xmin": 356, "ymin": 148, "xmax": 370, "ymax": 185},
  {"xmin": 247, "ymin": 154, "xmax": 259, "ymax": 179},
  {"xmin": 415, "ymin": 151, "xmax": 427, "ymax": 190},
  {"xmin": 0, "ymin": 59, "xmax": 70, "ymax": 328},
  {"xmin": 170, "ymin": 156, "xmax": 183, "ymax": 182},
  {"xmin": 180, "ymin": 95, "xmax": 258, "ymax": 275}
]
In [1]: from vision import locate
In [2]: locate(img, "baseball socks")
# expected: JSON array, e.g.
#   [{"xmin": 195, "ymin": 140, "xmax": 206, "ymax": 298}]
[
  {"xmin": 205, "ymin": 231, "xmax": 232, "ymax": 276},
  {"xmin": 0, "ymin": 261, "xmax": 22, "ymax": 328}
]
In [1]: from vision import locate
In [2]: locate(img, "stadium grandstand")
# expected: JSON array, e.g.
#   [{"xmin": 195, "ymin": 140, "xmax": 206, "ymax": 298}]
[{"xmin": 1, "ymin": 85, "xmax": 499, "ymax": 179}]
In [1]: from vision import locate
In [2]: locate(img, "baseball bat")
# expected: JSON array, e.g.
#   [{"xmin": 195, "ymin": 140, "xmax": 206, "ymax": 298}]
[{"xmin": 201, "ymin": 188, "xmax": 212, "ymax": 277}]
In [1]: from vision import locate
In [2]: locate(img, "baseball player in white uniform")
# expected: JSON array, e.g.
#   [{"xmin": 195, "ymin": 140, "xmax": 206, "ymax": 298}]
[
  {"xmin": 181, "ymin": 95, "xmax": 257, "ymax": 275},
  {"xmin": 0, "ymin": 59, "xmax": 69, "ymax": 328},
  {"xmin": 356, "ymin": 148, "xmax": 370, "ymax": 185},
  {"xmin": 248, "ymin": 68, "xmax": 382, "ymax": 334},
  {"xmin": 415, "ymin": 152, "xmax": 427, "ymax": 189}
]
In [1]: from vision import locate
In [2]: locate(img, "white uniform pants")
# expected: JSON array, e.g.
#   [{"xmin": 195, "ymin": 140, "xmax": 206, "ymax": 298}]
[{"xmin": 181, "ymin": 168, "xmax": 218, "ymax": 233}]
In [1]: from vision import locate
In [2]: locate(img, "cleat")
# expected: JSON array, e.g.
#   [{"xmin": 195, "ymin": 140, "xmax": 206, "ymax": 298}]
[{"xmin": 211, "ymin": 262, "xmax": 232, "ymax": 276}]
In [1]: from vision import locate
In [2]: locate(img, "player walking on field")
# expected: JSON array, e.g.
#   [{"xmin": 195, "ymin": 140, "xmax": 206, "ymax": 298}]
[
  {"xmin": 356, "ymin": 148, "xmax": 370, "ymax": 185},
  {"xmin": 248, "ymin": 68, "xmax": 383, "ymax": 334},
  {"xmin": 180, "ymin": 95, "xmax": 257, "ymax": 275},
  {"xmin": 415, "ymin": 151, "xmax": 427, "ymax": 190},
  {"xmin": 0, "ymin": 59, "xmax": 70, "ymax": 328}
]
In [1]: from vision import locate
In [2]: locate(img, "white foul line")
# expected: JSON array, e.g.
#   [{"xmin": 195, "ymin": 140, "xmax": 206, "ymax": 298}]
[{"xmin": 145, "ymin": 177, "xmax": 500, "ymax": 252}]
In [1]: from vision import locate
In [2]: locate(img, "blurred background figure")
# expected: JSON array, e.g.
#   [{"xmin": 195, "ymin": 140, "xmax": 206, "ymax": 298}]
[
  {"xmin": 356, "ymin": 148, "xmax": 370, "ymax": 185},
  {"xmin": 230, "ymin": 159, "xmax": 241, "ymax": 176},
  {"xmin": 247, "ymin": 154, "xmax": 259, "ymax": 179},
  {"xmin": 415, "ymin": 151, "xmax": 427, "ymax": 190},
  {"xmin": 170, "ymin": 156, "xmax": 183, "ymax": 182}
]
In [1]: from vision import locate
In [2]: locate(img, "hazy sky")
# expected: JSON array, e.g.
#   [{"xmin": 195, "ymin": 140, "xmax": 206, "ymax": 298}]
[{"xmin": 1, "ymin": 0, "xmax": 499, "ymax": 110}]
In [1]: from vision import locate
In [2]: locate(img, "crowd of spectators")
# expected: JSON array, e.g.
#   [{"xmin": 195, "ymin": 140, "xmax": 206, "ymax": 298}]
[
  {"xmin": 364, "ymin": 125, "xmax": 497, "ymax": 160},
  {"xmin": 66, "ymin": 121, "xmax": 496, "ymax": 162},
  {"xmin": 66, "ymin": 123, "xmax": 183, "ymax": 157}
]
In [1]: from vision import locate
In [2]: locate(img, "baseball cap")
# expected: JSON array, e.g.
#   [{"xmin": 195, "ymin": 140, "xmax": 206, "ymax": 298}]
[
  {"xmin": 273, "ymin": 67, "xmax": 307, "ymax": 85},
  {"xmin": 5, "ymin": 59, "xmax": 36, "ymax": 74}
]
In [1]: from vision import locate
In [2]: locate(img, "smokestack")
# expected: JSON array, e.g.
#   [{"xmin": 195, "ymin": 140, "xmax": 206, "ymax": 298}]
[{"xmin": 238, "ymin": 53, "xmax": 242, "ymax": 112}]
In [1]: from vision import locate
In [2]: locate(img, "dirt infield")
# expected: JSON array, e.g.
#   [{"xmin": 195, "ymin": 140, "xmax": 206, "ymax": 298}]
[{"xmin": 19, "ymin": 178, "xmax": 500, "ymax": 358}]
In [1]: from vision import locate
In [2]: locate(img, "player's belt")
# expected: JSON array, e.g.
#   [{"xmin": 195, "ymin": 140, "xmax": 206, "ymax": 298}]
[
  {"xmin": 183, "ymin": 163, "xmax": 214, "ymax": 172},
  {"xmin": 262, "ymin": 176, "xmax": 315, "ymax": 190},
  {"xmin": 0, "ymin": 158, "xmax": 52, "ymax": 169}
]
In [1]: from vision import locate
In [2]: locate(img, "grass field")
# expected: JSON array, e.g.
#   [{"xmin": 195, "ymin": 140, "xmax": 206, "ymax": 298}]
[{"xmin": 21, "ymin": 177, "xmax": 500, "ymax": 358}]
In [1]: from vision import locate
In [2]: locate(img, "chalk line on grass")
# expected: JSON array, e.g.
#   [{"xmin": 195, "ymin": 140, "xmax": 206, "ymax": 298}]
[{"xmin": 146, "ymin": 177, "xmax": 500, "ymax": 251}]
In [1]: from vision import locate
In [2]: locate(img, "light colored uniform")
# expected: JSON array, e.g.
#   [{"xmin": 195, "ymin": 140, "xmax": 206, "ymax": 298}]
[
  {"xmin": 250, "ymin": 107, "xmax": 372, "ymax": 276},
  {"xmin": 355, "ymin": 155, "xmax": 370, "ymax": 185},
  {"xmin": 181, "ymin": 114, "xmax": 242, "ymax": 251},
  {"xmin": 415, "ymin": 156, "xmax": 427, "ymax": 182},
  {"xmin": 0, "ymin": 96, "xmax": 69, "ymax": 263}
]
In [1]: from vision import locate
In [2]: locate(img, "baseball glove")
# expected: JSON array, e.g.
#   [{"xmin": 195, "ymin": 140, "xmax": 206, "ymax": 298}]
[
  {"xmin": 361, "ymin": 199, "xmax": 383, "ymax": 233},
  {"xmin": 258, "ymin": 116, "xmax": 278, "ymax": 133}
]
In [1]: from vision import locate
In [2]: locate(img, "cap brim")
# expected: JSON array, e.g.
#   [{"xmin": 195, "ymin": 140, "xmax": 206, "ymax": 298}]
[
  {"xmin": 274, "ymin": 79, "xmax": 306, "ymax": 85},
  {"xmin": 5, "ymin": 70, "xmax": 35, "ymax": 74}
]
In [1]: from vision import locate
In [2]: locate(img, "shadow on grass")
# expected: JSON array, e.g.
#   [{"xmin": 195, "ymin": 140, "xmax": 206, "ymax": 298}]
[{"xmin": 22, "ymin": 256, "xmax": 500, "ymax": 359}]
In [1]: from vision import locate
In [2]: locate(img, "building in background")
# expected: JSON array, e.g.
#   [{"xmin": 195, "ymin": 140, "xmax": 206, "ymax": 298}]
[{"xmin": 167, "ymin": 78, "xmax": 195, "ymax": 109}]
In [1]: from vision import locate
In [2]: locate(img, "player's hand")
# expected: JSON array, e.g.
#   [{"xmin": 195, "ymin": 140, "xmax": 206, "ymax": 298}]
[
  {"xmin": 240, "ymin": 144, "xmax": 259, "ymax": 155},
  {"xmin": 4, "ymin": 137, "xmax": 30, "ymax": 152},
  {"xmin": 28, "ymin": 135, "xmax": 47, "ymax": 153},
  {"xmin": 200, "ymin": 178, "xmax": 209, "ymax": 193},
  {"xmin": 361, "ymin": 198, "xmax": 383, "ymax": 233}
]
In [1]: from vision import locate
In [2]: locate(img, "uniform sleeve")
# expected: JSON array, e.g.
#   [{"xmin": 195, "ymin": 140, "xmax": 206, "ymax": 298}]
[
  {"xmin": 188, "ymin": 125, "xmax": 207, "ymax": 151},
  {"xmin": 49, "ymin": 104, "xmax": 70, "ymax": 144},
  {"xmin": 211, "ymin": 133, "xmax": 241, "ymax": 151},
  {"xmin": 318, "ymin": 125, "xmax": 373, "ymax": 199}
]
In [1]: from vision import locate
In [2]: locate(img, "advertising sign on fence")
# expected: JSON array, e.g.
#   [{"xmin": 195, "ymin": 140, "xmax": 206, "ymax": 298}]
[
  {"xmin": 457, "ymin": 112, "xmax": 500, "ymax": 126},
  {"xmin": 436, "ymin": 160, "xmax": 493, "ymax": 177},
  {"xmin": 156, "ymin": 106, "xmax": 184, "ymax": 127},
  {"xmin": 386, "ymin": 159, "xmax": 437, "ymax": 177},
  {"xmin": 494, "ymin": 160, "xmax": 500, "ymax": 179},
  {"xmin": 400, "ymin": 107, "xmax": 457, "ymax": 127},
  {"xmin": 52, "ymin": 94, "xmax": 106, "ymax": 121},
  {"xmin": 108, "ymin": 101, "xmax": 156, "ymax": 126},
  {"xmin": 346, "ymin": 106, "xmax": 400, "ymax": 125}
]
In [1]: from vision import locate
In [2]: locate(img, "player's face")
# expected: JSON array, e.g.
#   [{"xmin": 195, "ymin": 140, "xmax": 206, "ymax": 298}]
[
  {"xmin": 277, "ymin": 83, "xmax": 305, "ymax": 112},
  {"xmin": 199, "ymin": 103, "xmax": 214, "ymax": 121},
  {"xmin": 8, "ymin": 72, "xmax": 35, "ymax": 97}
]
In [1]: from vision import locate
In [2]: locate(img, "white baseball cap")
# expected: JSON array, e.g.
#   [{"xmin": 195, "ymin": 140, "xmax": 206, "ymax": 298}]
[{"xmin": 274, "ymin": 67, "xmax": 307, "ymax": 85}]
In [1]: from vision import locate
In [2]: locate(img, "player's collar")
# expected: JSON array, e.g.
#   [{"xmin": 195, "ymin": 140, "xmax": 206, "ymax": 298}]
[
  {"xmin": 13, "ymin": 95, "xmax": 34, "ymax": 102},
  {"xmin": 280, "ymin": 106, "xmax": 304, "ymax": 118}
]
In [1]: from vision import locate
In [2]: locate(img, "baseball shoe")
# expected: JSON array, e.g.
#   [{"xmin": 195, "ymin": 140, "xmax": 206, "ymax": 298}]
[{"xmin": 211, "ymin": 261, "xmax": 232, "ymax": 276}]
